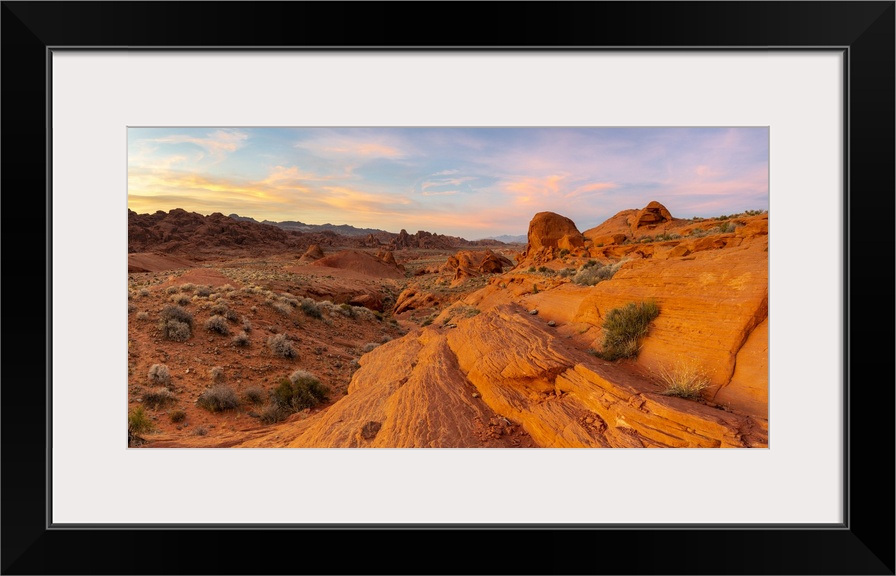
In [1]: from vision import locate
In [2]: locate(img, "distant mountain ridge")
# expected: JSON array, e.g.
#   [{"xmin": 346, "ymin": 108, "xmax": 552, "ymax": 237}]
[
  {"xmin": 128, "ymin": 209, "xmax": 505, "ymax": 258},
  {"xmin": 480, "ymin": 234, "xmax": 527, "ymax": 244},
  {"xmin": 228, "ymin": 214, "xmax": 390, "ymax": 237}
]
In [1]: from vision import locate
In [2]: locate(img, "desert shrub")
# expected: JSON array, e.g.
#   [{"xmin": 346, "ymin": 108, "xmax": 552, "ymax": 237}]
[
  {"xmin": 300, "ymin": 298, "xmax": 322, "ymax": 319},
  {"xmin": 527, "ymin": 266, "xmax": 536, "ymax": 272},
  {"xmin": 209, "ymin": 366, "xmax": 225, "ymax": 383},
  {"xmin": 142, "ymin": 387, "xmax": 176, "ymax": 409},
  {"xmin": 159, "ymin": 306, "xmax": 193, "ymax": 342},
  {"xmin": 210, "ymin": 302, "xmax": 230, "ymax": 316},
  {"xmin": 593, "ymin": 300, "xmax": 660, "ymax": 361},
  {"xmin": 128, "ymin": 303, "xmax": 137, "ymax": 314},
  {"xmin": 240, "ymin": 316, "xmax": 252, "ymax": 331},
  {"xmin": 267, "ymin": 333, "xmax": 296, "ymax": 358},
  {"xmin": 128, "ymin": 406, "xmax": 153, "ymax": 436},
  {"xmin": 271, "ymin": 301, "xmax": 292, "ymax": 316},
  {"xmin": 197, "ymin": 385, "xmax": 240, "ymax": 412},
  {"xmin": 166, "ymin": 286, "xmax": 179, "ymax": 294},
  {"xmin": 136, "ymin": 311, "xmax": 150, "ymax": 321},
  {"xmin": 573, "ymin": 262, "xmax": 620, "ymax": 286},
  {"xmin": 242, "ymin": 386, "xmax": 266, "ymax": 405},
  {"xmin": 170, "ymin": 294, "xmax": 191, "ymax": 306},
  {"xmin": 205, "ymin": 315, "xmax": 231, "ymax": 335},
  {"xmin": 360, "ymin": 342, "xmax": 380, "ymax": 353},
  {"xmin": 718, "ymin": 221, "xmax": 737, "ymax": 233},
  {"xmin": 559, "ymin": 248, "xmax": 570, "ymax": 257},
  {"xmin": 192, "ymin": 425, "xmax": 209, "ymax": 436},
  {"xmin": 259, "ymin": 403, "xmax": 287, "ymax": 424},
  {"xmin": 195, "ymin": 285, "xmax": 212, "ymax": 297},
  {"xmin": 169, "ymin": 409, "xmax": 186, "ymax": 423},
  {"xmin": 147, "ymin": 364, "xmax": 171, "ymax": 387},
  {"xmin": 558, "ymin": 267, "xmax": 576, "ymax": 278},
  {"xmin": 583, "ymin": 260, "xmax": 598, "ymax": 268},
  {"xmin": 689, "ymin": 228, "xmax": 707, "ymax": 237},
  {"xmin": 224, "ymin": 309, "xmax": 240, "ymax": 322},
  {"xmin": 233, "ymin": 331, "xmax": 250, "ymax": 347},
  {"xmin": 273, "ymin": 370, "xmax": 329, "ymax": 412},
  {"xmin": 657, "ymin": 360, "xmax": 711, "ymax": 399},
  {"xmin": 179, "ymin": 283, "xmax": 196, "ymax": 293}
]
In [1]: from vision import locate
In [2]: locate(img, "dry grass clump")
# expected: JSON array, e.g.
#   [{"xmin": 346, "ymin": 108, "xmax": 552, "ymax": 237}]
[
  {"xmin": 159, "ymin": 305, "xmax": 193, "ymax": 342},
  {"xmin": 232, "ymin": 331, "xmax": 250, "ymax": 347},
  {"xmin": 242, "ymin": 386, "xmax": 266, "ymax": 405},
  {"xmin": 657, "ymin": 360, "xmax": 711, "ymax": 399},
  {"xmin": 170, "ymin": 293, "xmax": 191, "ymax": 306},
  {"xmin": 573, "ymin": 261, "xmax": 621, "ymax": 286},
  {"xmin": 169, "ymin": 409, "xmax": 186, "ymax": 423},
  {"xmin": 267, "ymin": 333, "xmax": 296, "ymax": 358},
  {"xmin": 300, "ymin": 298, "xmax": 322, "ymax": 319},
  {"xmin": 142, "ymin": 387, "xmax": 176, "ymax": 409},
  {"xmin": 147, "ymin": 363, "xmax": 171, "ymax": 387},
  {"xmin": 205, "ymin": 314, "xmax": 231, "ymax": 335},
  {"xmin": 197, "ymin": 385, "xmax": 240, "ymax": 412},
  {"xmin": 209, "ymin": 366, "xmax": 225, "ymax": 383}
]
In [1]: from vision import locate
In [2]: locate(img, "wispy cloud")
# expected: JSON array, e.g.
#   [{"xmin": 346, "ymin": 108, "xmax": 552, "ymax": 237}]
[
  {"xmin": 128, "ymin": 127, "xmax": 768, "ymax": 238},
  {"xmin": 149, "ymin": 129, "xmax": 248, "ymax": 160}
]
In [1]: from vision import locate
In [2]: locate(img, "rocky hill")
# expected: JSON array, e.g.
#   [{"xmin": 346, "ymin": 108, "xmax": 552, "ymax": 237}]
[{"xmin": 235, "ymin": 202, "xmax": 769, "ymax": 448}]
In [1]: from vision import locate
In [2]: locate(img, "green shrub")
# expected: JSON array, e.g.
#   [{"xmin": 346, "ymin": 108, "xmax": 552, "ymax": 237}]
[
  {"xmin": 128, "ymin": 406, "xmax": 153, "ymax": 435},
  {"xmin": 593, "ymin": 301, "xmax": 660, "ymax": 361},
  {"xmin": 197, "ymin": 385, "xmax": 240, "ymax": 412},
  {"xmin": 273, "ymin": 370, "xmax": 329, "ymax": 412},
  {"xmin": 159, "ymin": 306, "xmax": 193, "ymax": 342}
]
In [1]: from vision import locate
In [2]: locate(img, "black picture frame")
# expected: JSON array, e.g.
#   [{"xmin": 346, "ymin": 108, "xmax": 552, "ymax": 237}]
[{"xmin": 2, "ymin": 2, "xmax": 893, "ymax": 574}]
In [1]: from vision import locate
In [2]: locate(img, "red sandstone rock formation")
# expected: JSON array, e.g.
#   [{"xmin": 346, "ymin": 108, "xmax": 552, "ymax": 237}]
[
  {"xmin": 236, "ymin": 211, "xmax": 769, "ymax": 448},
  {"xmin": 517, "ymin": 212, "xmax": 586, "ymax": 265},
  {"xmin": 299, "ymin": 244, "xmax": 324, "ymax": 262}
]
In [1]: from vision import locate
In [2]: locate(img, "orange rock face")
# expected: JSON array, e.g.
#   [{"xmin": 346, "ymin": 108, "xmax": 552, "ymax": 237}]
[
  {"xmin": 518, "ymin": 212, "xmax": 586, "ymax": 265},
  {"xmin": 632, "ymin": 200, "xmax": 673, "ymax": 228},
  {"xmin": 299, "ymin": 244, "xmax": 324, "ymax": 261},
  {"xmin": 527, "ymin": 211, "xmax": 585, "ymax": 250},
  {"xmin": 236, "ymin": 210, "xmax": 769, "ymax": 449}
]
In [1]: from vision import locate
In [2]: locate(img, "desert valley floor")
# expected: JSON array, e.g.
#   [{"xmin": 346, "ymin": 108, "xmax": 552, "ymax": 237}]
[{"xmin": 127, "ymin": 201, "xmax": 769, "ymax": 448}]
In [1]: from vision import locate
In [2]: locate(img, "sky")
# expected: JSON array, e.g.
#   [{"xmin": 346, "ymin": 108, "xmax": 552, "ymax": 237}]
[{"xmin": 128, "ymin": 127, "xmax": 768, "ymax": 239}]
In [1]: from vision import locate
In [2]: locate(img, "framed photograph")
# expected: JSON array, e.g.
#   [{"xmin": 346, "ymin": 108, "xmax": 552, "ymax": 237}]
[{"xmin": 4, "ymin": 2, "xmax": 892, "ymax": 574}]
